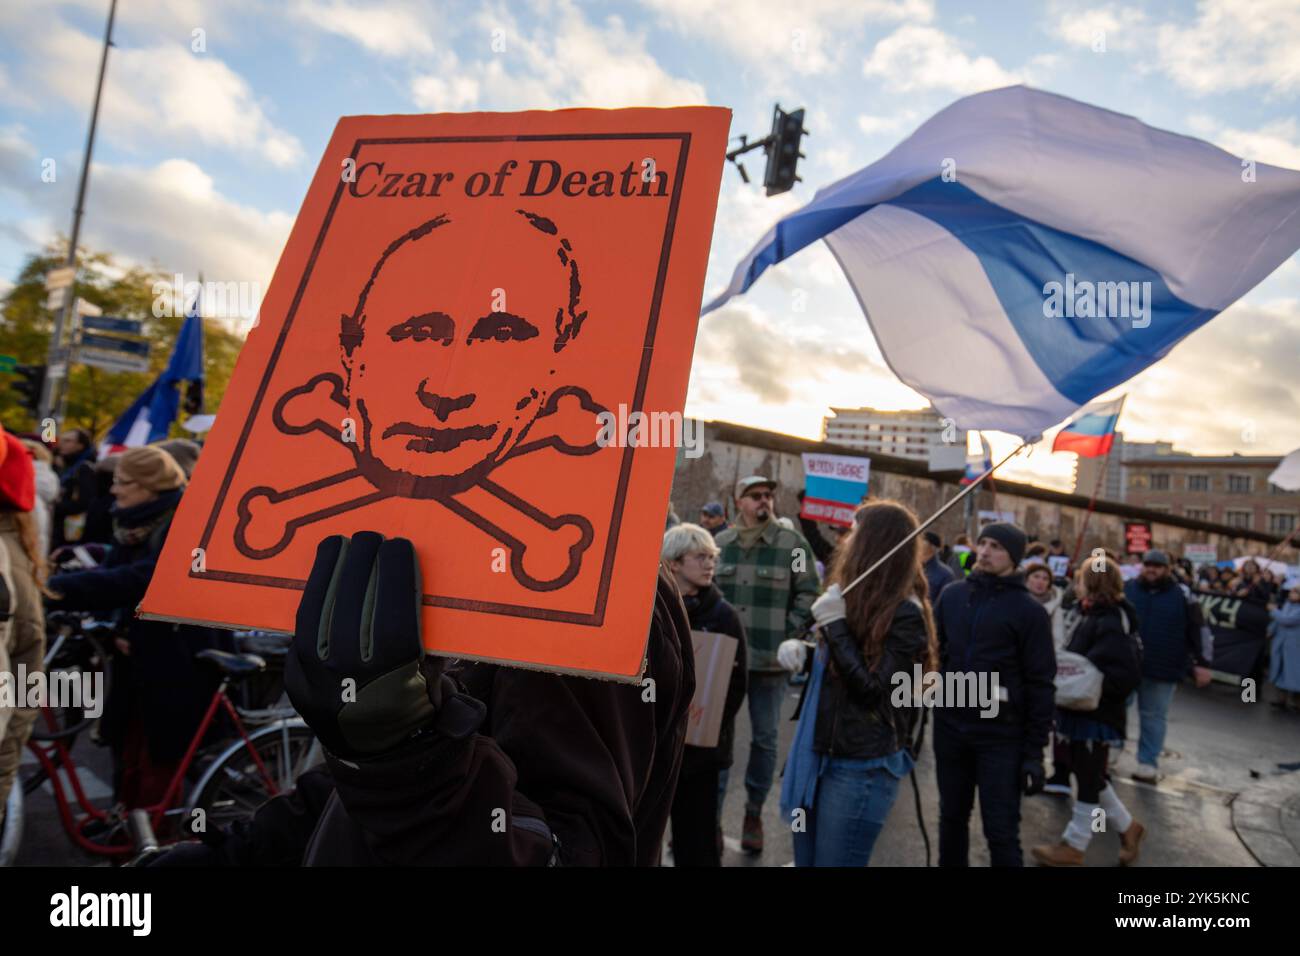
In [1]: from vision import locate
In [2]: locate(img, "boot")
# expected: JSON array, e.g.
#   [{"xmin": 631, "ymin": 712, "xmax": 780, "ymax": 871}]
[
  {"xmin": 741, "ymin": 808, "xmax": 763, "ymax": 855},
  {"xmin": 1118, "ymin": 820, "xmax": 1146, "ymax": 866},
  {"xmin": 1031, "ymin": 842, "xmax": 1085, "ymax": 866}
]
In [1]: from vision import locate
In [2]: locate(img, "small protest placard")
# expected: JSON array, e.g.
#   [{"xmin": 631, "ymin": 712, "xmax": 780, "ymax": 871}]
[
  {"xmin": 800, "ymin": 452, "xmax": 871, "ymax": 527},
  {"xmin": 685, "ymin": 630, "xmax": 739, "ymax": 748}
]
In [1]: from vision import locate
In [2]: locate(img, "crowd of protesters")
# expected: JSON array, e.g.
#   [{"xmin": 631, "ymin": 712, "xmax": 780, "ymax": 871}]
[
  {"xmin": 662, "ymin": 483, "xmax": 1300, "ymax": 868},
  {"xmin": 5, "ymin": 439, "xmax": 1298, "ymax": 868},
  {"xmin": 0, "ymin": 423, "xmax": 217, "ymax": 838}
]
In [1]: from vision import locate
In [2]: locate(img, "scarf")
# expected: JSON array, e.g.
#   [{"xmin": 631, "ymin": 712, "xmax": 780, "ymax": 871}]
[
  {"xmin": 112, "ymin": 489, "xmax": 182, "ymax": 547},
  {"xmin": 734, "ymin": 516, "xmax": 772, "ymax": 550}
]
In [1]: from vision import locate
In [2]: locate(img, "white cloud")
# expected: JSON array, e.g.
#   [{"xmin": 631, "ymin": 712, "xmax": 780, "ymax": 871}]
[
  {"xmin": 1156, "ymin": 0, "xmax": 1300, "ymax": 95},
  {"xmin": 1112, "ymin": 298, "xmax": 1300, "ymax": 456},
  {"xmin": 642, "ymin": 0, "xmax": 933, "ymax": 75},
  {"xmin": 0, "ymin": 9, "xmax": 303, "ymax": 167},
  {"xmin": 0, "ymin": 128, "xmax": 293, "ymax": 311},
  {"xmin": 857, "ymin": 114, "xmax": 908, "ymax": 135},
  {"xmin": 410, "ymin": 1, "xmax": 707, "ymax": 111},
  {"xmin": 1049, "ymin": 4, "xmax": 1146, "ymax": 52},
  {"xmin": 290, "ymin": 0, "xmax": 436, "ymax": 57},
  {"xmin": 1187, "ymin": 116, "xmax": 1300, "ymax": 171},
  {"xmin": 411, "ymin": 67, "xmax": 480, "ymax": 112},
  {"xmin": 862, "ymin": 25, "xmax": 1021, "ymax": 93}
]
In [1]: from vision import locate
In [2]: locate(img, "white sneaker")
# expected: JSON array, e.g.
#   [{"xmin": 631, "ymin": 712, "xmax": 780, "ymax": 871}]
[
  {"xmin": 1042, "ymin": 781, "xmax": 1072, "ymax": 796},
  {"xmin": 1132, "ymin": 763, "xmax": 1160, "ymax": 784}
]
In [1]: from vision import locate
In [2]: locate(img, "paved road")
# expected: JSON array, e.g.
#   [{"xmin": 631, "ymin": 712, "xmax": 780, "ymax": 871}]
[{"xmin": 11, "ymin": 672, "xmax": 1299, "ymax": 866}]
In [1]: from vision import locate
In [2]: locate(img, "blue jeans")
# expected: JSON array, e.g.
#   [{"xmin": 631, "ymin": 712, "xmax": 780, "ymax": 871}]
[
  {"xmin": 719, "ymin": 671, "xmax": 787, "ymax": 812},
  {"xmin": 933, "ymin": 720, "xmax": 1024, "ymax": 867},
  {"xmin": 792, "ymin": 757, "xmax": 901, "ymax": 866},
  {"xmin": 1137, "ymin": 678, "xmax": 1177, "ymax": 767}
]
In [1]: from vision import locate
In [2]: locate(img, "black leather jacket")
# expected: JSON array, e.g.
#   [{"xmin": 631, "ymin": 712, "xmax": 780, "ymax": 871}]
[{"xmin": 812, "ymin": 599, "xmax": 929, "ymax": 759}]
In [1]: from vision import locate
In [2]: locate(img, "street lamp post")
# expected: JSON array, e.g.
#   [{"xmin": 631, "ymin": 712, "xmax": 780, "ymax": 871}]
[{"xmin": 40, "ymin": 0, "xmax": 118, "ymax": 426}]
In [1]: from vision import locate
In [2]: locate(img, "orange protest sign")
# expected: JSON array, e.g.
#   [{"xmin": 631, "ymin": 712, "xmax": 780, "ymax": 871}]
[{"xmin": 140, "ymin": 107, "xmax": 730, "ymax": 681}]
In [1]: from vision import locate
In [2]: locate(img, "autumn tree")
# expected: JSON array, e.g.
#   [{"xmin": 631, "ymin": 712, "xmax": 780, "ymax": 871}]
[{"xmin": 0, "ymin": 241, "xmax": 245, "ymax": 439}]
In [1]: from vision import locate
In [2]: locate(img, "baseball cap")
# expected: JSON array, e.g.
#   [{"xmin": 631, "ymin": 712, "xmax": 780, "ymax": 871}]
[
  {"xmin": 735, "ymin": 476, "xmax": 776, "ymax": 499},
  {"xmin": 1142, "ymin": 549, "xmax": 1169, "ymax": 566},
  {"xmin": 700, "ymin": 502, "xmax": 724, "ymax": 518}
]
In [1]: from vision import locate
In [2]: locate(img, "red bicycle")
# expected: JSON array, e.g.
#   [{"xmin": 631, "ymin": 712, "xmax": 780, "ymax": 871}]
[{"xmin": 23, "ymin": 614, "xmax": 321, "ymax": 859}]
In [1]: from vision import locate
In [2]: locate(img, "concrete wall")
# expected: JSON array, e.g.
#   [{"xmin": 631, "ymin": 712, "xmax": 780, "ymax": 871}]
[{"xmin": 671, "ymin": 421, "xmax": 1297, "ymax": 563}]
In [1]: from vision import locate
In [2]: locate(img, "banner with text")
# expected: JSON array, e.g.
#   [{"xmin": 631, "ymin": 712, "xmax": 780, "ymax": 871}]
[{"xmin": 801, "ymin": 452, "xmax": 871, "ymax": 528}]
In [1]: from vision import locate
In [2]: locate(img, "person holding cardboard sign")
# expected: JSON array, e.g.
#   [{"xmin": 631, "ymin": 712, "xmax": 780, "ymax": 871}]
[
  {"xmin": 143, "ymin": 530, "xmax": 691, "ymax": 866},
  {"xmin": 662, "ymin": 523, "xmax": 747, "ymax": 866},
  {"xmin": 778, "ymin": 501, "xmax": 938, "ymax": 866}
]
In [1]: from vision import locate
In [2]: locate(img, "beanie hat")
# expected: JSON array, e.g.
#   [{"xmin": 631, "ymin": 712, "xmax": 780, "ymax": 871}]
[
  {"xmin": 0, "ymin": 430, "xmax": 34, "ymax": 512},
  {"xmin": 978, "ymin": 521, "xmax": 1027, "ymax": 566},
  {"xmin": 116, "ymin": 446, "xmax": 186, "ymax": 493},
  {"xmin": 154, "ymin": 438, "xmax": 201, "ymax": 477}
]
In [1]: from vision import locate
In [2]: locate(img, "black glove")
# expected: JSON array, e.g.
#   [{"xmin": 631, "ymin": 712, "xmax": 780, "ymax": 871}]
[
  {"xmin": 1022, "ymin": 758, "xmax": 1046, "ymax": 796},
  {"xmin": 284, "ymin": 532, "xmax": 442, "ymax": 760}
]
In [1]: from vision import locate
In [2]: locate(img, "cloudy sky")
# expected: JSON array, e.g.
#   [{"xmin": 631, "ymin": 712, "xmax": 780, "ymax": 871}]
[{"xmin": 1, "ymin": 0, "xmax": 1297, "ymax": 490}]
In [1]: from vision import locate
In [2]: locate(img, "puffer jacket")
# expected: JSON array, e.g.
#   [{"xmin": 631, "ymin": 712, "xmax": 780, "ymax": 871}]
[
  {"xmin": 813, "ymin": 598, "xmax": 929, "ymax": 758},
  {"xmin": 933, "ymin": 570, "xmax": 1056, "ymax": 761}
]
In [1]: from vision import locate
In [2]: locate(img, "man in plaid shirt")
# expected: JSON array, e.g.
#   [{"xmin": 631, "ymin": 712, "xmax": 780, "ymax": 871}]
[{"xmin": 714, "ymin": 476, "xmax": 820, "ymax": 854}]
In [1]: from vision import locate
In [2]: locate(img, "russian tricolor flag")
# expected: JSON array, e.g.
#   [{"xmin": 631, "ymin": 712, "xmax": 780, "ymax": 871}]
[
  {"xmin": 704, "ymin": 86, "xmax": 1300, "ymax": 440},
  {"xmin": 1051, "ymin": 396, "xmax": 1124, "ymax": 458}
]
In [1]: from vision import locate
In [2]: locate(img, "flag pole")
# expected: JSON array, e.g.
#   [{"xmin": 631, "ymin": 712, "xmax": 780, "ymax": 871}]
[
  {"xmin": 1069, "ymin": 442, "xmax": 1113, "ymax": 566},
  {"xmin": 1263, "ymin": 522, "xmax": 1300, "ymax": 567},
  {"xmin": 1067, "ymin": 395, "xmax": 1126, "ymax": 567},
  {"xmin": 842, "ymin": 440, "xmax": 1030, "ymax": 596}
]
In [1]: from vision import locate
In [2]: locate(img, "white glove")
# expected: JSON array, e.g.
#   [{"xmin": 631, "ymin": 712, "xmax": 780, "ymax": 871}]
[
  {"xmin": 777, "ymin": 638, "xmax": 807, "ymax": 674},
  {"xmin": 811, "ymin": 583, "xmax": 847, "ymax": 627}
]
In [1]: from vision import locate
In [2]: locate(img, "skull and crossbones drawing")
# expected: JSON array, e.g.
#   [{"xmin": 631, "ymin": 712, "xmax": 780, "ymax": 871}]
[{"xmin": 232, "ymin": 208, "xmax": 610, "ymax": 592}]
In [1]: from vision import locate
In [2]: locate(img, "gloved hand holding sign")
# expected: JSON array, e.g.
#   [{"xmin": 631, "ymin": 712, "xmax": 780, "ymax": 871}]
[{"xmin": 284, "ymin": 531, "xmax": 444, "ymax": 760}]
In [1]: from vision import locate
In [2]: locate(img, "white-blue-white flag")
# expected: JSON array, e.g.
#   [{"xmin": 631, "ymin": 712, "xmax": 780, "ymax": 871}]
[{"xmin": 704, "ymin": 86, "xmax": 1300, "ymax": 440}]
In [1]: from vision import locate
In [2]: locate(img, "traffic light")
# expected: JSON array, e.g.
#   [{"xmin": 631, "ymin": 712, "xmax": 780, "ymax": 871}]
[
  {"xmin": 11, "ymin": 364, "xmax": 46, "ymax": 417},
  {"xmin": 763, "ymin": 105, "xmax": 807, "ymax": 196}
]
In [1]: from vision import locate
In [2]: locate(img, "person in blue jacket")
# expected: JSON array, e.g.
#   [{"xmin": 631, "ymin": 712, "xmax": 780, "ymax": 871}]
[
  {"xmin": 932, "ymin": 522, "xmax": 1056, "ymax": 867},
  {"xmin": 1123, "ymin": 549, "xmax": 1210, "ymax": 784}
]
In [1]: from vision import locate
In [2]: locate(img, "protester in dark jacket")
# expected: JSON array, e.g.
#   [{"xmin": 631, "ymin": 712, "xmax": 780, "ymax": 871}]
[
  {"xmin": 140, "ymin": 527, "xmax": 696, "ymax": 869},
  {"xmin": 1123, "ymin": 548, "xmax": 1210, "ymax": 783},
  {"xmin": 77, "ymin": 455, "xmax": 119, "ymax": 546},
  {"xmin": 922, "ymin": 530, "xmax": 955, "ymax": 604},
  {"xmin": 194, "ymin": 532, "xmax": 692, "ymax": 867},
  {"xmin": 1033, "ymin": 557, "xmax": 1145, "ymax": 866},
  {"xmin": 662, "ymin": 523, "xmax": 746, "ymax": 866},
  {"xmin": 52, "ymin": 428, "xmax": 98, "ymax": 547},
  {"xmin": 932, "ymin": 522, "xmax": 1056, "ymax": 867},
  {"xmin": 795, "ymin": 489, "xmax": 835, "ymax": 566},
  {"xmin": 778, "ymin": 500, "xmax": 937, "ymax": 867},
  {"xmin": 46, "ymin": 446, "xmax": 224, "ymax": 809}
]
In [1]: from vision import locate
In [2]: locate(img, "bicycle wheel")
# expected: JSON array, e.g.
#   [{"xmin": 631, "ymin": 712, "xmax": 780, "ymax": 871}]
[
  {"xmin": 28, "ymin": 633, "xmax": 111, "ymax": 742},
  {"xmin": 184, "ymin": 720, "xmax": 322, "ymax": 834}
]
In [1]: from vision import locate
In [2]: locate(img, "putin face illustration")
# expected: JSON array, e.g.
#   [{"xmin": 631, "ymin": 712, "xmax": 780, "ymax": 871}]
[{"xmin": 339, "ymin": 208, "xmax": 588, "ymax": 498}]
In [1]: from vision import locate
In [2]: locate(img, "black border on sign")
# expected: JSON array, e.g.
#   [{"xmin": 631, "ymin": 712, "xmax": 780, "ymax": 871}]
[{"xmin": 191, "ymin": 131, "xmax": 692, "ymax": 627}]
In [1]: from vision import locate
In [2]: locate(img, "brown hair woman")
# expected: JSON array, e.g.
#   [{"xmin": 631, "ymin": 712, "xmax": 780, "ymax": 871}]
[{"xmin": 778, "ymin": 499, "xmax": 937, "ymax": 866}]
